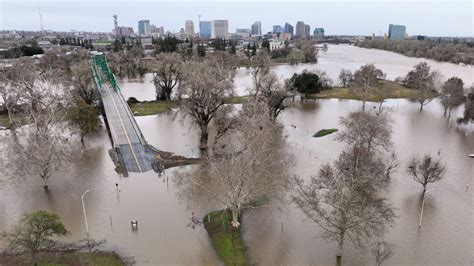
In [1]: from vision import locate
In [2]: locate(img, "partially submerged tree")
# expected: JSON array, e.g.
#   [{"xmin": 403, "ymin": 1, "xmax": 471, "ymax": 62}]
[
  {"xmin": 403, "ymin": 62, "xmax": 439, "ymax": 111},
  {"xmin": 287, "ymin": 70, "xmax": 324, "ymax": 98},
  {"xmin": 176, "ymin": 106, "xmax": 290, "ymax": 227},
  {"xmin": 458, "ymin": 86, "xmax": 474, "ymax": 124},
  {"xmin": 2, "ymin": 210, "xmax": 68, "ymax": 264},
  {"xmin": 338, "ymin": 69, "xmax": 353, "ymax": 87},
  {"xmin": 351, "ymin": 64, "xmax": 384, "ymax": 111},
  {"xmin": 152, "ymin": 52, "xmax": 183, "ymax": 100},
  {"xmin": 5, "ymin": 78, "xmax": 81, "ymax": 189},
  {"xmin": 407, "ymin": 154, "xmax": 446, "ymax": 198},
  {"xmin": 293, "ymin": 149, "xmax": 396, "ymax": 265},
  {"xmin": 440, "ymin": 77, "xmax": 465, "ymax": 119},
  {"xmin": 68, "ymin": 96, "xmax": 100, "ymax": 146},
  {"xmin": 249, "ymin": 52, "xmax": 288, "ymax": 121},
  {"xmin": 371, "ymin": 241, "xmax": 395, "ymax": 266},
  {"xmin": 178, "ymin": 58, "xmax": 234, "ymax": 153},
  {"xmin": 70, "ymin": 59, "xmax": 99, "ymax": 105}
]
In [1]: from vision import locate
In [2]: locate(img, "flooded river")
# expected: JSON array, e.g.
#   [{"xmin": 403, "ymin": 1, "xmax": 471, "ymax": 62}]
[{"xmin": 0, "ymin": 45, "xmax": 473, "ymax": 265}]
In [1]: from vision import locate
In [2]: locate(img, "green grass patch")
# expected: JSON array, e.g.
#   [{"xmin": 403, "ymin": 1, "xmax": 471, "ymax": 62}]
[
  {"xmin": 308, "ymin": 80, "xmax": 438, "ymax": 101},
  {"xmin": 0, "ymin": 113, "xmax": 10, "ymax": 128},
  {"xmin": 2, "ymin": 251, "xmax": 125, "ymax": 266},
  {"xmin": 313, "ymin": 128, "xmax": 338, "ymax": 138},
  {"xmin": 227, "ymin": 96, "xmax": 248, "ymax": 104},
  {"xmin": 129, "ymin": 100, "xmax": 178, "ymax": 116},
  {"xmin": 203, "ymin": 210, "xmax": 247, "ymax": 265}
]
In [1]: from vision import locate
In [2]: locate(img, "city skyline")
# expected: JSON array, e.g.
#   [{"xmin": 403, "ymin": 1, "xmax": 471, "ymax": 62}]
[{"xmin": 0, "ymin": 0, "xmax": 472, "ymax": 37}]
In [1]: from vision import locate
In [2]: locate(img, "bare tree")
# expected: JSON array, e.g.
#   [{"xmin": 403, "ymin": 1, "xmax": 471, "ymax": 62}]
[
  {"xmin": 403, "ymin": 62, "xmax": 439, "ymax": 111},
  {"xmin": 458, "ymin": 86, "xmax": 474, "ymax": 124},
  {"xmin": 178, "ymin": 59, "xmax": 234, "ymax": 154},
  {"xmin": 152, "ymin": 52, "xmax": 183, "ymax": 100},
  {"xmin": 293, "ymin": 149, "xmax": 396, "ymax": 266},
  {"xmin": 440, "ymin": 77, "xmax": 466, "ymax": 119},
  {"xmin": 70, "ymin": 59, "xmax": 99, "ymax": 105},
  {"xmin": 249, "ymin": 52, "xmax": 288, "ymax": 121},
  {"xmin": 351, "ymin": 64, "xmax": 384, "ymax": 111},
  {"xmin": 338, "ymin": 69, "xmax": 353, "ymax": 87},
  {"xmin": 176, "ymin": 106, "xmax": 290, "ymax": 227},
  {"xmin": 4, "ymin": 77, "xmax": 81, "ymax": 189},
  {"xmin": 407, "ymin": 154, "xmax": 446, "ymax": 198},
  {"xmin": 371, "ymin": 241, "xmax": 395, "ymax": 266}
]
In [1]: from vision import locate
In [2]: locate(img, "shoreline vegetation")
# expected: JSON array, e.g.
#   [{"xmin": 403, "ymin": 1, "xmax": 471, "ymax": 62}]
[
  {"xmin": 313, "ymin": 128, "xmax": 339, "ymax": 138},
  {"xmin": 0, "ymin": 251, "xmax": 127, "ymax": 266},
  {"xmin": 203, "ymin": 210, "xmax": 247, "ymax": 265}
]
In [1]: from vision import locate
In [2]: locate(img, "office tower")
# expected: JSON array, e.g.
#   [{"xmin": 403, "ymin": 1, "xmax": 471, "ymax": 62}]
[
  {"xmin": 185, "ymin": 20, "xmax": 194, "ymax": 37},
  {"xmin": 313, "ymin": 28, "xmax": 325, "ymax": 38},
  {"xmin": 273, "ymin": 25, "xmax": 284, "ymax": 33},
  {"xmin": 212, "ymin": 20, "xmax": 228, "ymax": 39},
  {"xmin": 304, "ymin": 24, "xmax": 310, "ymax": 39},
  {"xmin": 251, "ymin": 21, "xmax": 262, "ymax": 36},
  {"xmin": 284, "ymin": 22, "xmax": 293, "ymax": 35},
  {"xmin": 388, "ymin": 24, "xmax": 406, "ymax": 40},
  {"xmin": 199, "ymin": 21, "xmax": 212, "ymax": 38},
  {"xmin": 138, "ymin": 20, "xmax": 150, "ymax": 36},
  {"xmin": 295, "ymin": 21, "xmax": 305, "ymax": 38}
]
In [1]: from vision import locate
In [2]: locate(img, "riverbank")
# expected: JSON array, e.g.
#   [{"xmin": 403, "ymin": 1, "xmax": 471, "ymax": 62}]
[
  {"xmin": 0, "ymin": 251, "xmax": 127, "ymax": 265},
  {"xmin": 203, "ymin": 210, "xmax": 247, "ymax": 265},
  {"xmin": 309, "ymin": 80, "xmax": 437, "ymax": 101}
]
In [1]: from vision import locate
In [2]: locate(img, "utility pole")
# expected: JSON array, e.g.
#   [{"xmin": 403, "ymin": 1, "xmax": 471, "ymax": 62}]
[
  {"xmin": 113, "ymin": 15, "xmax": 119, "ymax": 39},
  {"xmin": 81, "ymin": 189, "xmax": 92, "ymax": 252},
  {"xmin": 37, "ymin": 0, "xmax": 44, "ymax": 33}
]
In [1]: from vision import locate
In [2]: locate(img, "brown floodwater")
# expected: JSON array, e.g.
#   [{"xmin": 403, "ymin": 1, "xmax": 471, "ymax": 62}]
[{"xmin": 1, "ymin": 45, "xmax": 473, "ymax": 265}]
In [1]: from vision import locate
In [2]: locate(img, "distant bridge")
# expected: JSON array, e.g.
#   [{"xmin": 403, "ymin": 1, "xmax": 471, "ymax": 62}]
[{"xmin": 92, "ymin": 54, "xmax": 157, "ymax": 176}]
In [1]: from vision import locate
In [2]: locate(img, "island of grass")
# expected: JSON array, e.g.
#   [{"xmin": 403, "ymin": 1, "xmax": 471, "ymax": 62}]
[
  {"xmin": 308, "ymin": 80, "xmax": 438, "ymax": 101},
  {"xmin": 128, "ymin": 100, "xmax": 179, "ymax": 116},
  {"xmin": 0, "ymin": 113, "xmax": 10, "ymax": 128},
  {"xmin": 0, "ymin": 251, "xmax": 126, "ymax": 266},
  {"xmin": 313, "ymin": 128, "xmax": 338, "ymax": 138},
  {"xmin": 203, "ymin": 210, "xmax": 247, "ymax": 265}
]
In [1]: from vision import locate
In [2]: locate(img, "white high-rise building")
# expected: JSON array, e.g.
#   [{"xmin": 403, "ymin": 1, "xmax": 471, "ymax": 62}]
[
  {"xmin": 212, "ymin": 20, "xmax": 228, "ymax": 39},
  {"xmin": 185, "ymin": 20, "xmax": 194, "ymax": 37}
]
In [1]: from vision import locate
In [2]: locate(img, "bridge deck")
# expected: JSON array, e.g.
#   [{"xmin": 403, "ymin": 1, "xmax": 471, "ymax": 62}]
[{"xmin": 100, "ymin": 81, "xmax": 153, "ymax": 173}]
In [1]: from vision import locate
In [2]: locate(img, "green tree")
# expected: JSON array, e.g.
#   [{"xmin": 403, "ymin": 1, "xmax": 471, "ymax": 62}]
[
  {"xmin": 262, "ymin": 39, "xmax": 270, "ymax": 51},
  {"xmin": 112, "ymin": 39, "xmax": 123, "ymax": 52},
  {"xmin": 3, "ymin": 211, "xmax": 68, "ymax": 264},
  {"xmin": 68, "ymin": 97, "xmax": 100, "ymax": 146},
  {"xmin": 230, "ymin": 41, "xmax": 236, "ymax": 54},
  {"xmin": 197, "ymin": 43, "xmax": 206, "ymax": 57},
  {"xmin": 287, "ymin": 70, "xmax": 324, "ymax": 98},
  {"xmin": 440, "ymin": 77, "xmax": 465, "ymax": 119}
]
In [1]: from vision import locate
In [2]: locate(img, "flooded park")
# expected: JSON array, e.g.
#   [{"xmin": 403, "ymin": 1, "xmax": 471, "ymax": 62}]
[{"xmin": 0, "ymin": 44, "xmax": 473, "ymax": 265}]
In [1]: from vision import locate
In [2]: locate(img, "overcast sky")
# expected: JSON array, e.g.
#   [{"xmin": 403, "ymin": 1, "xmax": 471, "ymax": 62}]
[{"xmin": 1, "ymin": 0, "xmax": 472, "ymax": 36}]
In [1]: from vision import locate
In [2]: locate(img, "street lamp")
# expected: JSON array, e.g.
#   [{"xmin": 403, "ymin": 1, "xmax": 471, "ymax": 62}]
[
  {"xmin": 419, "ymin": 188, "xmax": 435, "ymax": 228},
  {"xmin": 81, "ymin": 189, "xmax": 91, "ymax": 252}
]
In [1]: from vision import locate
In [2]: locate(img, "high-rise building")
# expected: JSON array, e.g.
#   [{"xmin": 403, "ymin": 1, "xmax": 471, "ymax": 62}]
[
  {"xmin": 273, "ymin": 25, "xmax": 284, "ymax": 33},
  {"xmin": 138, "ymin": 20, "xmax": 150, "ymax": 36},
  {"xmin": 304, "ymin": 24, "xmax": 310, "ymax": 39},
  {"xmin": 295, "ymin": 21, "xmax": 305, "ymax": 38},
  {"xmin": 388, "ymin": 24, "xmax": 406, "ymax": 40},
  {"xmin": 313, "ymin": 28, "xmax": 325, "ymax": 38},
  {"xmin": 212, "ymin": 20, "xmax": 228, "ymax": 39},
  {"xmin": 185, "ymin": 20, "xmax": 194, "ymax": 37},
  {"xmin": 113, "ymin": 26, "xmax": 135, "ymax": 37},
  {"xmin": 251, "ymin": 21, "xmax": 262, "ymax": 36},
  {"xmin": 199, "ymin": 21, "xmax": 212, "ymax": 38},
  {"xmin": 284, "ymin": 22, "xmax": 293, "ymax": 35}
]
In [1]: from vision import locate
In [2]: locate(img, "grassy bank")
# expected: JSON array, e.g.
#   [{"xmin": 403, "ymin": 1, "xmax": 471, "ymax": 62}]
[
  {"xmin": 313, "ymin": 128, "xmax": 338, "ymax": 138},
  {"xmin": 203, "ymin": 210, "xmax": 247, "ymax": 265},
  {"xmin": 309, "ymin": 80, "xmax": 438, "ymax": 101},
  {"xmin": 0, "ymin": 113, "xmax": 10, "ymax": 128},
  {"xmin": 0, "ymin": 251, "xmax": 126, "ymax": 266},
  {"xmin": 128, "ymin": 100, "xmax": 178, "ymax": 116}
]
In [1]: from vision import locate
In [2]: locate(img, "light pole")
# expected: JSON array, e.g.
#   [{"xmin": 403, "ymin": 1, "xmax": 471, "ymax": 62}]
[
  {"xmin": 419, "ymin": 188, "xmax": 435, "ymax": 228},
  {"xmin": 81, "ymin": 189, "xmax": 91, "ymax": 252}
]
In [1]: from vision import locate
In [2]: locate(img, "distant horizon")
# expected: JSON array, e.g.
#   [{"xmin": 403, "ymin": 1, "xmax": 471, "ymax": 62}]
[{"xmin": 1, "ymin": 0, "xmax": 472, "ymax": 37}]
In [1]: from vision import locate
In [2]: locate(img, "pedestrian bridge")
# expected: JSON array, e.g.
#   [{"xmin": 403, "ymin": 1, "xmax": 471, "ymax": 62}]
[{"xmin": 92, "ymin": 54, "xmax": 157, "ymax": 175}]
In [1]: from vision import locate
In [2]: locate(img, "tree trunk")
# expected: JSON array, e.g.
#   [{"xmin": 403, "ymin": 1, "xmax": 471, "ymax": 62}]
[
  {"xmin": 443, "ymin": 106, "xmax": 447, "ymax": 116},
  {"xmin": 420, "ymin": 102, "xmax": 424, "ymax": 111},
  {"xmin": 231, "ymin": 208, "xmax": 240, "ymax": 228},
  {"xmin": 336, "ymin": 232, "xmax": 345, "ymax": 266},
  {"xmin": 42, "ymin": 176, "xmax": 49, "ymax": 190},
  {"xmin": 362, "ymin": 100, "xmax": 366, "ymax": 112},
  {"xmin": 422, "ymin": 185, "xmax": 427, "ymax": 198},
  {"xmin": 199, "ymin": 124, "xmax": 209, "ymax": 154}
]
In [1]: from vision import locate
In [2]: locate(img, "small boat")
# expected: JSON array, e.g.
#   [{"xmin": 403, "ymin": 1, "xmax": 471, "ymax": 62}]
[{"xmin": 468, "ymin": 154, "xmax": 474, "ymax": 158}]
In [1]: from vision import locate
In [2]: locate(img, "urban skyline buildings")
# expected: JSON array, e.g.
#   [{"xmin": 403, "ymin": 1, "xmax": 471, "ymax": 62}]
[
  {"xmin": 251, "ymin": 21, "xmax": 262, "ymax": 36},
  {"xmin": 185, "ymin": 20, "xmax": 194, "ymax": 37},
  {"xmin": 138, "ymin": 20, "xmax": 150, "ymax": 36},
  {"xmin": 212, "ymin": 20, "xmax": 229, "ymax": 39},
  {"xmin": 388, "ymin": 24, "xmax": 406, "ymax": 40}
]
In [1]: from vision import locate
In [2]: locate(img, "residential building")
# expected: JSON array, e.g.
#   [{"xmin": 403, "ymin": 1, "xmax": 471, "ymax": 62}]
[
  {"xmin": 295, "ymin": 21, "xmax": 305, "ymax": 38},
  {"xmin": 388, "ymin": 24, "xmax": 406, "ymax": 40},
  {"xmin": 251, "ymin": 21, "xmax": 262, "ymax": 36},
  {"xmin": 273, "ymin": 25, "xmax": 284, "ymax": 33},
  {"xmin": 284, "ymin": 22, "xmax": 293, "ymax": 35},
  {"xmin": 212, "ymin": 20, "xmax": 228, "ymax": 39},
  {"xmin": 304, "ymin": 24, "xmax": 310, "ymax": 39},
  {"xmin": 185, "ymin": 20, "xmax": 194, "ymax": 37},
  {"xmin": 199, "ymin": 21, "xmax": 212, "ymax": 38},
  {"xmin": 138, "ymin": 20, "xmax": 150, "ymax": 36},
  {"xmin": 313, "ymin": 28, "xmax": 324, "ymax": 38}
]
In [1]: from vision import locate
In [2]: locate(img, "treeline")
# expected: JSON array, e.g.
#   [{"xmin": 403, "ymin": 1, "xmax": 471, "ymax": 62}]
[
  {"xmin": 354, "ymin": 39, "xmax": 474, "ymax": 65},
  {"xmin": 0, "ymin": 42, "xmax": 44, "ymax": 59},
  {"xmin": 59, "ymin": 37, "xmax": 94, "ymax": 49}
]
